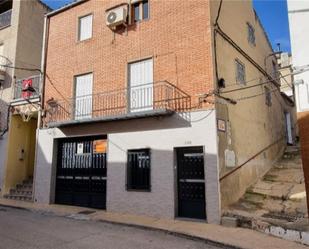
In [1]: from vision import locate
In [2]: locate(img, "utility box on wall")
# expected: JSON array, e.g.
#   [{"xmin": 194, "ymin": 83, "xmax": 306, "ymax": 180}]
[{"xmin": 225, "ymin": 149, "xmax": 236, "ymax": 168}]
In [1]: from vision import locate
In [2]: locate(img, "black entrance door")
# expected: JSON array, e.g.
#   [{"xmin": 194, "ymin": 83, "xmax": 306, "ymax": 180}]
[
  {"xmin": 176, "ymin": 147, "xmax": 206, "ymax": 219},
  {"xmin": 55, "ymin": 136, "xmax": 107, "ymax": 209}
]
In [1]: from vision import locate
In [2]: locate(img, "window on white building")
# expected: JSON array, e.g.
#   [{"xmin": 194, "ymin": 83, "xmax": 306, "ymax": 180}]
[
  {"xmin": 78, "ymin": 14, "xmax": 93, "ymax": 41},
  {"xmin": 126, "ymin": 149, "xmax": 151, "ymax": 191}
]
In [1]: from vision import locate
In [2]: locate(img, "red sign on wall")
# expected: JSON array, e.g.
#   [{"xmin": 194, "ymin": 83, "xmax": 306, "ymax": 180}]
[{"xmin": 21, "ymin": 78, "xmax": 33, "ymax": 99}]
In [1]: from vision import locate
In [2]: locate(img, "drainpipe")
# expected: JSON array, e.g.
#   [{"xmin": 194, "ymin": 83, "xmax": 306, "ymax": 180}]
[
  {"xmin": 33, "ymin": 15, "xmax": 49, "ymax": 202},
  {"xmin": 38, "ymin": 15, "xmax": 49, "ymax": 129}
]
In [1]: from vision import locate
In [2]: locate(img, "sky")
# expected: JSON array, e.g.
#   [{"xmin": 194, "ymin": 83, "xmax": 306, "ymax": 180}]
[{"xmin": 42, "ymin": 0, "xmax": 291, "ymax": 53}]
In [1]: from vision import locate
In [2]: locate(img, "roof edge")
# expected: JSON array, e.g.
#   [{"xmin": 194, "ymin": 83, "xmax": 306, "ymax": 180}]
[
  {"xmin": 46, "ymin": 0, "xmax": 89, "ymax": 17},
  {"xmin": 253, "ymin": 9, "xmax": 274, "ymax": 53},
  {"xmin": 38, "ymin": 0, "xmax": 52, "ymax": 12}
]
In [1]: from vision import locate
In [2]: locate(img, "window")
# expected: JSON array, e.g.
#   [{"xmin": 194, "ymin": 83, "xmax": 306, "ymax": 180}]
[
  {"xmin": 127, "ymin": 149, "xmax": 151, "ymax": 191},
  {"xmin": 235, "ymin": 59, "xmax": 246, "ymax": 85},
  {"xmin": 142, "ymin": 0, "xmax": 149, "ymax": 19},
  {"xmin": 132, "ymin": 0, "xmax": 149, "ymax": 22},
  {"xmin": 74, "ymin": 73, "xmax": 93, "ymax": 119},
  {"xmin": 265, "ymin": 86, "xmax": 272, "ymax": 106},
  {"xmin": 78, "ymin": 14, "xmax": 93, "ymax": 41},
  {"xmin": 247, "ymin": 23, "xmax": 255, "ymax": 46},
  {"xmin": 272, "ymin": 60, "xmax": 278, "ymax": 80},
  {"xmin": 129, "ymin": 58, "xmax": 153, "ymax": 112},
  {"xmin": 133, "ymin": 3, "xmax": 140, "ymax": 22},
  {"xmin": 0, "ymin": 0, "xmax": 12, "ymax": 29}
]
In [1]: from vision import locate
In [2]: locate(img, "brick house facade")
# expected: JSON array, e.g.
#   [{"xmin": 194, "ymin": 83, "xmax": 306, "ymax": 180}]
[
  {"xmin": 34, "ymin": 0, "xmax": 295, "ymax": 224},
  {"xmin": 43, "ymin": 0, "xmax": 214, "ymax": 113}
]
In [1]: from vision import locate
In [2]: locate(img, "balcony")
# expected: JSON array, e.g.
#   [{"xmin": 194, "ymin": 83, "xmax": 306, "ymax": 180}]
[
  {"xmin": 46, "ymin": 81, "xmax": 191, "ymax": 127},
  {"xmin": 0, "ymin": 9, "xmax": 11, "ymax": 29},
  {"xmin": 11, "ymin": 75, "xmax": 41, "ymax": 104}
]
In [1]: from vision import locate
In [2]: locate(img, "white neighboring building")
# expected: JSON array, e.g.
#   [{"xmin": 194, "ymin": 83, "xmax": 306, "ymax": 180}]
[
  {"xmin": 287, "ymin": 0, "xmax": 309, "ymax": 112},
  {"xmin": 288, "ymin": 0, "xmax": 309, "ymax": 214}
]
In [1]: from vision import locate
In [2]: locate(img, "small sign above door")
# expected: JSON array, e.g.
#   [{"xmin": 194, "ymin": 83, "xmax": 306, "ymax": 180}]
[
  {"xmin": 93, "ymin": 140, "xmax": 107, "ymax": 153},
  {"xmin": 77, "ymin": 143, "xmax": 84, "ymax": 154},
  {"xmin": 217, "ymin": 119, "xmax": 226, "ymax": 132}
]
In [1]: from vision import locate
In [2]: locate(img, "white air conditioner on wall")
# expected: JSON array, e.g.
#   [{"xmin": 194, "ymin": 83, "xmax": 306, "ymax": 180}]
[{"xmin": 106, "ymin": 6, "xmax": 127, "ymax": 28}]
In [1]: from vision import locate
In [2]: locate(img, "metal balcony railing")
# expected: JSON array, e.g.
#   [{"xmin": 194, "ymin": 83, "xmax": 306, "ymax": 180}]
[
  {"xmin": 0, "ymin": 9, "xmax": 12, "ymax": 29},
  {"xmin": 47, "ymin": 81, "xmax": 191, "ymax": 125},
  {"xmin": 14, "ymin": 75, "xmax": 41, "ymax": 100}
]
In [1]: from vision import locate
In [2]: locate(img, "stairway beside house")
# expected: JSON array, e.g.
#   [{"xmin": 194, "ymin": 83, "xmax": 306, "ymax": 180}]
[
  {"xmin": 3, "ymin": 177, "xmax": 33, "ymax": 202},
  {"xmin": 226, "ymin": 145, "xmax": 307, "ymax": 223},
  {"xmin": 223, "ymin": 145, "xmax": 309, "ymax": 244}
]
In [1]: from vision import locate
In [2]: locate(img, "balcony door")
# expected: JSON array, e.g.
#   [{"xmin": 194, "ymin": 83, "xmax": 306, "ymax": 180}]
[
  {"xmin": 129, "ymin": 58, "xmax": 153, "ymax": 112},
  {"xmin": 75, "ymin": 73, "xmax": 93, "ymax": 120}
]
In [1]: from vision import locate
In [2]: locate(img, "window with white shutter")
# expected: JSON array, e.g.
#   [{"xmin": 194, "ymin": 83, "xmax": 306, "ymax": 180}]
[
  {"xmin": 74, "ymin": 73, "xmax": 93, "ymax": 120},
  {"xmin": 78, "ymin": 14, "xmax": 93, "ymax": 41},
  {"xmin": 129, "ymin": 58, "xmax": 153, "ymax": 112}
]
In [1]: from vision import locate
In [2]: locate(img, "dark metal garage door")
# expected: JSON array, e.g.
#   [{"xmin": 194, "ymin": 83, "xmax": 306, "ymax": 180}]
[{"xmin": 55, "ymin": 136, "xmax": 107, "ymax": 209}]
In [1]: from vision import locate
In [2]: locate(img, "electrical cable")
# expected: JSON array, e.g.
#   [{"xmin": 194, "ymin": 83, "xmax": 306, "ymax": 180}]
[
  {"xmin": 234, "ymin": 70, "xmax": 309, "ymax": 102},
  {"xmin": 220, "ymin": 69, "xmax": 305, "ymax": 94}
]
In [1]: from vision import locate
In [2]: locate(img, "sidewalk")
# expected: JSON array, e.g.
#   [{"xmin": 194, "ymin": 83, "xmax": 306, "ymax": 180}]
[{"xmin": 0, "ymin": 198, "xmax": 307, "ymax": 249}]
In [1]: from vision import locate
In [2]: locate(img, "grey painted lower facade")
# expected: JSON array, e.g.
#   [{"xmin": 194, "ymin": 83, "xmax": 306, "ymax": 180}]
[{"xmin": 34, "ymin": 110, "xmax": 221, "ymax": 224}]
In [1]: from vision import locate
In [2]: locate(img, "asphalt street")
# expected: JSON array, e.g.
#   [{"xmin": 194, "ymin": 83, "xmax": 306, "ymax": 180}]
[{"xmin": 0, "ymin": 207, "xmax": 228, "ymax": 249}]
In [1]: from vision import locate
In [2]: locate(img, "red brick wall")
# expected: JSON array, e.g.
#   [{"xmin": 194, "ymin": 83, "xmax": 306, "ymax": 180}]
[{"xmin": 44, "ymin": 0, "xmax": 214, "ymax": 115}]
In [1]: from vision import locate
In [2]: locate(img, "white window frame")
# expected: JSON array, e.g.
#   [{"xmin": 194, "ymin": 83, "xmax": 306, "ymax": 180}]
[
  {"xmin": 74, "ymin": 73, "xmax": 93, "ymax": 120},
  {"xmin": 128, "ymin": 57, "xmax": 154, "ymax": 112},
  {"xmin": 78, "ymin": 14, "xmax": 93, "ymax": 41}
]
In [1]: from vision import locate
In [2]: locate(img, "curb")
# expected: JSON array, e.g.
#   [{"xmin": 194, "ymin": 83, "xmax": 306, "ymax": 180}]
[
  {"xmin": 224, "ymin": 212, "xmax": 309, "ymax": 246},
  {"xmin": 94, "ymin": 219, "xmax": 243, "ymax": 249},
  {"xmin": 0, "ymin": 203, "xmax": 29, "ymax": 211},
  {"xmin": 0, "ymin": 202, "xmax": 243, "ymax": 249}
]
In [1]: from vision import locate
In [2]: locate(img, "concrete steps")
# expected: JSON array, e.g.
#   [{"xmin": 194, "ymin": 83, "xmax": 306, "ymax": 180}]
[
  {"xmin": 223, "ymin": 144, "xmax": 308, "ymax": 245},
  {"xmin": 4, "ymin": 177, "xmax": 33, "ymax": 202}
]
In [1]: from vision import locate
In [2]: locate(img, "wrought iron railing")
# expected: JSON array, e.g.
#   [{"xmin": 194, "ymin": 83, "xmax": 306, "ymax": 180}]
[
  {"xmin": 0, "ymin": 9, "xmax": 12, "ymax": 29},
  {"xmin": 14, "ymin": 75, "xmax": 41, "ymax": 100},
  {"xmin": 47, "ymin": 81, "xmax": 191, "ymax": 124}
]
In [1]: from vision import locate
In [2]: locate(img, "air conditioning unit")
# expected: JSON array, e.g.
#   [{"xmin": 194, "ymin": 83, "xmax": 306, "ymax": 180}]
[{"xmin": 106, "ymin": 6, "xmax": 127, "ymax": 28}]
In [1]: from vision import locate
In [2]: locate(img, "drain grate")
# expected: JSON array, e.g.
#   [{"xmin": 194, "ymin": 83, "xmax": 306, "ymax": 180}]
[{"xmin": 78, "ymin": 210, "xmax": 96, "ymax": 215}]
